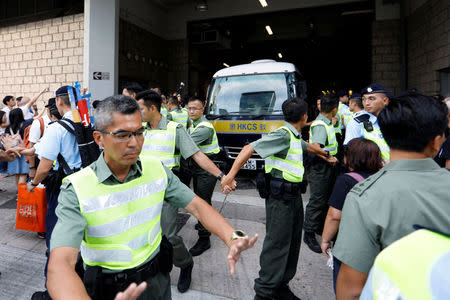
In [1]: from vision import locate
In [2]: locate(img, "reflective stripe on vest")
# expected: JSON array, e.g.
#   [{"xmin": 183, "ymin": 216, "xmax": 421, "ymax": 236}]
[
  {"xmin": 339, "ymin": 103, "xmax": 353, "ymax": 128},
  {"xmin": 363, "ymin": 126, "xmax": 390, "ymax": 162},
  {"xmin": 170, "ymin": 110, "xmax": 189, "ymax": 128},
  {"xmin": 65, "ymin": 157, "xmax": 168, "ymax": 270},
  {"xmin": 141, "ymin": 121, "xmax": 180, "ymax": 169},
  {"xmin": 310, "ymin": 119, "xmax": 338, "ymax": 155},
  {"xmin": 265, "ymin": 126, "xmax": 304, "ymax": 183},
  {"xmin": 160, "ymin": 107, "xmax": 167, "ymax": 118},
  {"xmin": 189, "ymin": 121, "xmax": 220, "ymax": 154},
  {"xmin": 365, "ymin": 229, "xmax": 450, "ymax": 300}
]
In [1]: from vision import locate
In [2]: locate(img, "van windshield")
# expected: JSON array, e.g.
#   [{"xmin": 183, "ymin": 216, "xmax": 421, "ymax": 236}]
[{"xmin": 207, "ymin": 73, "xmax": 294, "ymax": 116}]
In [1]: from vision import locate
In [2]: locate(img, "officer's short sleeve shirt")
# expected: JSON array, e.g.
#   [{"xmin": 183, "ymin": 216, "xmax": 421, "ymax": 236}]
[
  {"xmin": 50, "ymin": 154, "xmax": 195, "ymax": 251},
  {"xmin": 250, "ymin": 121, "xmax": 308, "ymax": 159},
  {"xmin": 333, "ymin": 159, "xmax": 450, "ymax": 274},
  {"xmin": 310, "ymin": 114, "xmax": 330, "ymax": 146},
  {"xmin": 343, "ymin": 111, "xmax": 378, "ymax": 145},
  {"xmin": 155, "ymin": 117, "xmax": 199, "ymax": 159},
  {"xmin": 34, "ymin": 111, "xmax": 82, "ymax": 170}
]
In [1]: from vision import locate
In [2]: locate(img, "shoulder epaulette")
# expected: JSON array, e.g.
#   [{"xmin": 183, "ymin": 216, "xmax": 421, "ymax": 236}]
[
  {"xmin": 354, "ymin": 114, "xmax": 370, "ymax": 123},
  {"xmin": 350, "ymin": 170, "xmax": 385, "ymax": 196}
]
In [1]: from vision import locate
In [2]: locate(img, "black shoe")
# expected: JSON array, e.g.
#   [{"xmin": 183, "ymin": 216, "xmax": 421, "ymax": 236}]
[
  {"xmin": 274, "ymin": 285, "xmax": 301, "ymax": 300},
  {"xmin": 31, "ymin": 290, "xmax": 52, "ymax": 300},
  {"xmin": 177, "ymin": 262, "xmax": 194, "ymax": 293},
  {"xmin": 189, "ymin": 237, "xmax": 211, "ymax": 256},
  {"xmin": 303, "ymin": 231, "xmax": 321, "ymax": 253}
]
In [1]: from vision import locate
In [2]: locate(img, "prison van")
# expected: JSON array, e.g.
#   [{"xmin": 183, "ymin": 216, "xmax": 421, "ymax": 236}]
[{"xmin": 205, "ymin": 59, "xmax": 307, "ymax": 196}]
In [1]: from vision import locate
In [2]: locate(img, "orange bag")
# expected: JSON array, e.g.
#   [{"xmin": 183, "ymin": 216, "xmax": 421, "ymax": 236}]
[{"xmin": 16, "ymin": 183, "xmax": 47, "ymax": 232}]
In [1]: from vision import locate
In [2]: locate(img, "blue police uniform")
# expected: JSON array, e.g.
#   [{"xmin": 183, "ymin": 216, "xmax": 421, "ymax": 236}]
[
  {"xmin": 343, "ymin": 83, "xmax": 392, "ymax": 150},
  {"xmin": 35, "ymin": 110, "xmax": 81, "ymax": 280},
  {"xmin": 343, "ymin": 111, "xmax": 376, "ymax": 145}
]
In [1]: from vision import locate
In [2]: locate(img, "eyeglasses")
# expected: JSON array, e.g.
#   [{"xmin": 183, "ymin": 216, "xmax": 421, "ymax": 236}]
[
  {"xmin": 99, "ymin": 127, "xmax": 145, "ymax": 142},
  {"xmin": 187, "ymin": 106, "xmax": 202, "ymax": 111}
]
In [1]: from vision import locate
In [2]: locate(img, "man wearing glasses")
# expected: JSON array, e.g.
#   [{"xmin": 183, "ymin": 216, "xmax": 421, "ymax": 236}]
[
  {"xmin": 181, "ymin": 97, "xmax": 221, "ymax": 257},
  {"xmin": 28, "ymin": 86, "xmax": 83, "ymax": 300},
  {"xmin": 46, "ymin": 95, "xmax": 257, "ymax": 300},
  {"xmin": 135, "ymin": 90, "xmax": 234, "ymax": 293}
]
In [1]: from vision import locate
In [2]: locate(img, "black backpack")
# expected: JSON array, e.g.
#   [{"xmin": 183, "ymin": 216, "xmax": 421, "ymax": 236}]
[{"xmin": 57, "ymin": 118, "xmax": 100, "ymax": 172}]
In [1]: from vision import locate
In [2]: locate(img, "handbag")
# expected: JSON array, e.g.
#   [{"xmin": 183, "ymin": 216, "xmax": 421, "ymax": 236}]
[{"xmin": 15, "ymin": 183, "xmax": 47, "ymax": 232}]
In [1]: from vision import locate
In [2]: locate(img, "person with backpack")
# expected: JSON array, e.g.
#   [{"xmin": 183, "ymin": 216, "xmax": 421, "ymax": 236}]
[
  {"xmin": 25, "ymin": 86, "xmax": 84, "ymax": 300},
  {"xmin": 320, "ymin": 138, "xmax": 383, "ymax": 293},
  {"xmin": 25, "ymin": 98, "xmax": 57, "ymax": 178},
  {"xmin": 5, "ymin": 108, "xmax": 33, "ymax": 186}
]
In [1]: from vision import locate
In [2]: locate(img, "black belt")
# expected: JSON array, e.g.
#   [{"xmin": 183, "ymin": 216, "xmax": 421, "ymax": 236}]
[
  {"xmin": 269, "ymin": 177, "xmax": 302, "ymax": 195},
  {"xmin": 102, "ymin": 252, "xmax": 160, "ymax": 288}
]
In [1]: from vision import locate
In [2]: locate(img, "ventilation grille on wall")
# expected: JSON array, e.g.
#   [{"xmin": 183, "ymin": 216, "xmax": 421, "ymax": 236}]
[{"xmin": 191, "ymin": 30, "xmax": 231, "ymax": 49}]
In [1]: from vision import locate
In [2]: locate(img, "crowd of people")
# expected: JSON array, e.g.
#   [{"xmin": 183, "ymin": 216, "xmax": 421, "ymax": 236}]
[{"xmin": 0, "ymin": 81, "xmax": 449, "ymax": 300}]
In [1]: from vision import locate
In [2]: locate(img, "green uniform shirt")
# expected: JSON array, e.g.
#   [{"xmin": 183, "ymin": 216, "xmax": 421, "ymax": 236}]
[
  {"xmin": 250, "ymin": 122, "xmax": 308, "ymax": 178},
  {"xmin": 189, "ymin": 115, "xmax": 214, "ymax": 146},
  {"xmin": 50, "ymin": 154, "xmax": 196, "ymax": 252},
  {"xmin": 146, "ymin": 116, "xmax": 199, "ymax": 160},
  {"xmin": 333, "ymin": 158, "xmax": 450, "ymax": 274},
  {"xmin": 310, "ymin": 113, "xmax": 331, "ymax": 146}
]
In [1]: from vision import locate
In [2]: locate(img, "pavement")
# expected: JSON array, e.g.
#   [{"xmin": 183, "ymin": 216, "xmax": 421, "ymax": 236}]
[{"xmin": 0, "ymin": 174, "xmax": 334, "ymax": 300}]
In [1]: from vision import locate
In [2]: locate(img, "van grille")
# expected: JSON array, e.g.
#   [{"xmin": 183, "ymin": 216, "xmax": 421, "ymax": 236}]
[{"xmin": 224, "ymin": 146, "xmax": 263, "ymax": 160}]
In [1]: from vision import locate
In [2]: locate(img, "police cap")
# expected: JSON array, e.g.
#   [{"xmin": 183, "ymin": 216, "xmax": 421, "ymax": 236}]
[
  {"xmin": 361, "ymin": 83, "xmax": 393, "ymax": 98},
  {"xmin": 349, "ymin": 93, "xmax": 361, "ymax": 100},
  {"xmin": 55, "ymin": 85, "xmax": 75, "ymax": 97},
  {"xmin": 45, "ymin": 97, "xmax": 57, "ymax": 110},
  {"xmin": 336, "ymin": 90, "xmax": 348, "ymax": 97}
]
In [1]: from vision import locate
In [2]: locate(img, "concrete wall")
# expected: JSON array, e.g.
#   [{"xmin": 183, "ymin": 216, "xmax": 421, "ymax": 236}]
[
  {"xmin": 0, "ymin": 14, "xmax": 84, "ymax": 109},
  {"xmin": 371, "ymin": 20, "xmax": 402, "ymax": 96},
  {"xmin": 407, "ymin": 0, "xmax": 450, "ymax": 95}
]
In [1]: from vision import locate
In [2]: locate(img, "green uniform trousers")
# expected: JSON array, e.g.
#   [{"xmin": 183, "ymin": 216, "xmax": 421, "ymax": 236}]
[
  {"xmin": 303, "ymin": 159, "xmax": 337, "ymax": 233},
  {"xmin": 180, "ymin": 161, "xmax": 217, "ymax": 238},
  {"xmin": 254, "ymin": 183, "xmax": 304, "ymax": 298},
  {"xmin": 161, "ymin": 201, "xmax": 193, "ymax": 268},
  {"xmin": 137, "ymin": 270, "xmax": 171, "ymax": 300}
]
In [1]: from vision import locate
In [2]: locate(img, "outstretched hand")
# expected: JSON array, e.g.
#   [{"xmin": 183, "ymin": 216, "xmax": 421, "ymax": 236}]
[
  {"xmin": 114, "ymin": 282, "xmax": 147, "ymax": 300},
  {"xmin": 227, "ymin": 234, "xmax": 258, "ymax": 275}
]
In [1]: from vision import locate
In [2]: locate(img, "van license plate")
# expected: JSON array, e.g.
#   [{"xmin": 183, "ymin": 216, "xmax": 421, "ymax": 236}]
[{"xmin": 242, "ymin": 159, "xmax": 257, "ymax": 170}]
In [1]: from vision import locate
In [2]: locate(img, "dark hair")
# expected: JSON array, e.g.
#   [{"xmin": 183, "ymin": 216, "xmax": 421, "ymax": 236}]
[
  {"xmin": 168, "ymin": 96, "xmax": 179, "ymax": 106},
  {"xmin": 378, "ymin": 92, "xmax": 448, "ymax": 152},
  {"xmin": 0, "ymin": 111, "xmax": 5, "ymax": 125},
  {"xmin": 188, "ymin": 97, "xmax": 205, "ymax": 106},
  {"xmin": 3, "ymin": 95, "xmax": 14, "ymax": 105},
  {"xmin": 282, "ymin": 97, "xmax": 308, "ymax": 123},
  {"xmin": 349, "ymin": 97, "xmax": 363, "ymax": 109},
  {"xmin": 320, "ymin": 94, "xmax": 339, "ymax": 113},
  {"xmin": 344, "ymin": 138, "xmax": 382, "ymax": 172},
  {"xmin": 8, "ymin": 108, "xmax": 25, "ymax": 134},
  {"xmin": 136, "ymin": 90, "xmax": 162, "ymax": 112},
  {"xmin": 92, "ymin": 100, "xmax": 100, "ymax": 109},
  {"xmin": 124, "ymin": 82, "xmax": 143, "ymax": 95},
  {"xmin": 94, "ymin": 95, "xmax": 141, "ymax": 131},
  {"xmin": 50, "ymin": 108, "xmax": 62, "ymax": 120}
]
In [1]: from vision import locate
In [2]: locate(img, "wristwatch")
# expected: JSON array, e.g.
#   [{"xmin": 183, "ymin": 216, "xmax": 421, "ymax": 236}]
[
  {"xmin": 227, "ymin": 230, "xmax": 246, "ymax": 246},
  {"xmin": 216, "ymin": 171, "xmax": 225, "ymax": 181},
  {"xmin": 31, "ymin": 181, "xmax": 39, "ymax": 187}
]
